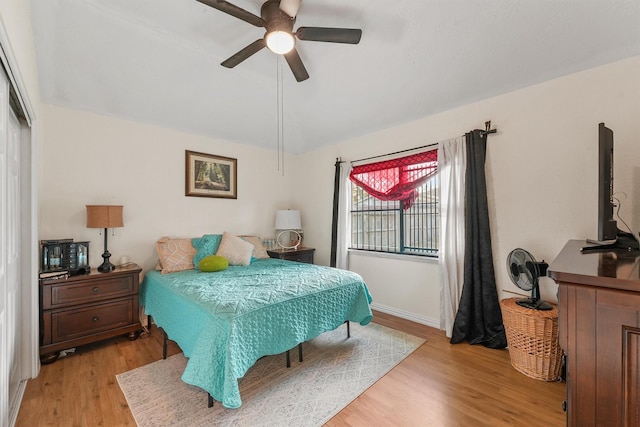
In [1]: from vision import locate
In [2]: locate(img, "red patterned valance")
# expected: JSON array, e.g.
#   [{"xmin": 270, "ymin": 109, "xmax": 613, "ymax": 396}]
[{"xmin": 350, "ymin": 149, "xmax": 438, "ymax": 209}]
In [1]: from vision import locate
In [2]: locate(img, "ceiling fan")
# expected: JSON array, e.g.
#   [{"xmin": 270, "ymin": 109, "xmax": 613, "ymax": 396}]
[{"xmin": 196, "ymin": 0, "xmax": 362, "ymax": 82}]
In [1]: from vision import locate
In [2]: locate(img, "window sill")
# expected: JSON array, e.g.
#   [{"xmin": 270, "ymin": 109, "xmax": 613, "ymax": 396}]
[{"xmin": 348, "ymin": 249, "xmax": 439, "ymax": 264}]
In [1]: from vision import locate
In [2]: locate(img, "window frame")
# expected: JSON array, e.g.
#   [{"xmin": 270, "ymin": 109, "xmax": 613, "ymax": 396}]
[{"xmin": 349, "ymin": 150, "xmax": 439, "ymax": 258}]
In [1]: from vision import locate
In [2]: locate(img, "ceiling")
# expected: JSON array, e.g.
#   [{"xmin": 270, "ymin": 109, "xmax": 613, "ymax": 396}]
[{"xmin": 30, "ymin": 0, "xmax": 640, "ymax": 154}]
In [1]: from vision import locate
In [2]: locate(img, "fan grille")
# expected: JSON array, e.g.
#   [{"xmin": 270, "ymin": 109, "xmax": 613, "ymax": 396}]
[{"xmin": 506, "ymin": 248, "xmax": 539, "ymax": 291}]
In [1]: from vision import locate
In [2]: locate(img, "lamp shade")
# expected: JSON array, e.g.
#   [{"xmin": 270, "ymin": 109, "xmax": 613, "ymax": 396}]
[
  {"xmin": 275, "ymin": 210, "xmax": 301, "ymax": 230},
  {"xmin": 86, "ymin": 205, "xmax": 124, "ymax": 228}
]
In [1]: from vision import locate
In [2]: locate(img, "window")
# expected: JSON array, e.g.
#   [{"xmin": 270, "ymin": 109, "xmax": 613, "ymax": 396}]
[{"xmin": 349, "ymin": 149, "xmax": 439, "ymax": 256}]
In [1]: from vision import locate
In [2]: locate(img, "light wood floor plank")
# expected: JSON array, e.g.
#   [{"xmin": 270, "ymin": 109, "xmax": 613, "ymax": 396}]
[{"xmin": 17, "ymin": 310, "xmax": 565, "ymax": 426}]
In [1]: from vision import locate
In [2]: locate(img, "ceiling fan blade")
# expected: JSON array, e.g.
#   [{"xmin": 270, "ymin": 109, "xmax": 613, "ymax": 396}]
[
  {"xmin": 196, "ymin": 0, "xmax": 265, "ymax": 27},
  {"xmin": 283, "ymin": 48, "xmax": 309, "ymax": 82},
  {"xmin": 221, "ymin": 39, "xmax": 266, "ymax": 68},
  {"xmin": 279, "ymin": 0, "xmax": 302, "ymax": 18},
  {"xmin": 296, "ymin": 27, "xmax": 362, "ymax": 44}
]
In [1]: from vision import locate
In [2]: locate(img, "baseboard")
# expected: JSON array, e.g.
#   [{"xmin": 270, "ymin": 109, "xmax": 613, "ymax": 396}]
[
  {"xmin": 370, "ymin": 303, "xmax": 440, "ymax": 329},
  {"xmin": 9, "ymin": 379, "xmax": 27, "ymax": 427}
]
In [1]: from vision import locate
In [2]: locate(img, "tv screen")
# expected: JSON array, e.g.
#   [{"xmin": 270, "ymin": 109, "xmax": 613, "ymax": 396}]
[{"xmin": 597, "ymin": 123, "xmax": 617, "ymax": 242}]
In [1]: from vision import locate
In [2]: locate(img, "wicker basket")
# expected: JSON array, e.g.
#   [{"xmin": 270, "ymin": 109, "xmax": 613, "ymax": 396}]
[{"xmin": 500, "ymin": 297, "xmax": 562, "ymax": 381}]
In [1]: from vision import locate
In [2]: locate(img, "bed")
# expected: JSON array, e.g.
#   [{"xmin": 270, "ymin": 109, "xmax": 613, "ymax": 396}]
[{"xmin": 140, "ymin": 256, "xmax": 373, "ymax": 409}]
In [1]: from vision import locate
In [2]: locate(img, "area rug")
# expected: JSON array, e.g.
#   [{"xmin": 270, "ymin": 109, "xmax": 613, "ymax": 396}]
[{"xmin": 117, "ymin": 322, "xmax": 425, "ymax": 427}]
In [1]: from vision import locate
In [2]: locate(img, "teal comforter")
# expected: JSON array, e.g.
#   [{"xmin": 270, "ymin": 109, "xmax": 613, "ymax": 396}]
[{"xmin": 140, "ymin": 258, "xmax": 373, "ymax": 408}]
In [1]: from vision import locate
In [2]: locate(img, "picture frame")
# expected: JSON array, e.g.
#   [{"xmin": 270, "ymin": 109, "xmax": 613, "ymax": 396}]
[{"xmin": 185, "ymin": 150, "xmax": 237, "ymax": 199}]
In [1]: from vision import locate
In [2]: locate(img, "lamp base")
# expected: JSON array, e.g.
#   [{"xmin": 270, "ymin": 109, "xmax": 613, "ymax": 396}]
[
  {"xmin": 276, "ymin": 229, "xmax": 302, "ymax": 250},
  {"xmin": 98, "ymin": 250, "xmax": 115, "ymax": 273}
]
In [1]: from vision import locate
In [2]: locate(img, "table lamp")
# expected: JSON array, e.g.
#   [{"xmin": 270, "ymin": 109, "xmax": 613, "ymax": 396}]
[
  {"xmin": 86, "ymin": 205, "xmax": 124, "ymax": 272},
  {"xmin": 275, "ymin": 209, "xmax": 302, "ymax": 250}
]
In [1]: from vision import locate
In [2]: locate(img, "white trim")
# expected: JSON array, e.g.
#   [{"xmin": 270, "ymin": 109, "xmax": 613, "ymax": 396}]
[
  {"xmin": 0, "ymin": 23, "xmax": 34, "ymax": 126},
  {"xmin": 370, "ymin": 302, "xmax": 440, "ymax": 329},
  {"xmin": 349, "ymin": 248, "xmax": 439, "ymax": 264},
  {"xmin": 23, "ymin": 123, "xmax": 39, "ymax": 377},
  {"xmin": 7, "ymin": 381, "xmax": 25, "ymax": 427},
  {"xmin": 0, "ymin": 11, "xmax": 40, "ymax": 427}
]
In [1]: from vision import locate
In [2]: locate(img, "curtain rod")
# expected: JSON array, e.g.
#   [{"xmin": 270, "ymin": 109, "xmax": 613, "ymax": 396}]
[
  {"xmin": 351, "ymin": 120, "xmax": 497, "ymax": 165},
  {"xmin": 480, "ymin": 120, "xmax": 497, "ymax": 136},
  {"xmin": 351, "ymin": 142, "xmax": 438, "ymax": 165}
]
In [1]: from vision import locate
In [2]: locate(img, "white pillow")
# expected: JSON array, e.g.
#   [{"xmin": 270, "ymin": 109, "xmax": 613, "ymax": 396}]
[
  {"xmin": 241, "ymin": 235, "xmax": 270, "ymax": 259},
  {"xmin": 216, "ymin": 232, "xmax": 254, "ymax": 266}
]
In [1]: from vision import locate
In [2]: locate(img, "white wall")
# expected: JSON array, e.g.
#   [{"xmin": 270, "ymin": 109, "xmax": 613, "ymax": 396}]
[
  {"xmin": 39, "ymin": 106, "xmax": 297, "ymax": 272},
  {"xmin": 295, "ymin": 56, "xmax": 640, "ymax": 326},
  {"xmin": 38, "ymin": 57, "xmax": 640, "ymax": 328},
  {"xmin": 0, "ymin": 0, "xmax": 41, "ymax": 106}
]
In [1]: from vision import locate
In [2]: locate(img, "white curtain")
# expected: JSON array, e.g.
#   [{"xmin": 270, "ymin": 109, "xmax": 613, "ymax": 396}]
[
  {"xmin": 336, "ymin": 162, "xmax": 352, "ymax": 270},
  {"xmin": 438, "ymin": 136, "xmax": 467, "ymax": 338}
]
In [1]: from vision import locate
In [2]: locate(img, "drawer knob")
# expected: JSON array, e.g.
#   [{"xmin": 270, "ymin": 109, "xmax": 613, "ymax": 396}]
[
  {"xmin": 92, "ymin": 316, "xmax": 99, "ymax": 322},
  {"xmin": 92, "ymin": 287, "xmax": 99, "ymax": 293}
]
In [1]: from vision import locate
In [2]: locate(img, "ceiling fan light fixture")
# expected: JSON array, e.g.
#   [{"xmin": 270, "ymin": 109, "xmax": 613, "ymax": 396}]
[{"xmin": 265, "ymin": 30, "xmax": 295, "ymax": 54}]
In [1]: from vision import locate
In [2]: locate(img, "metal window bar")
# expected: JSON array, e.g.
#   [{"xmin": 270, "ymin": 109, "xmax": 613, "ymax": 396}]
[
  {"xmin": 349, "ymin": 127, "xmax": 496, "ymax": 256},
  {"xmin": 399, "ymin": 199, "xmax": 405, "ymax": 251},
  {"xmin": 350, "ymin": 178, "xmax": 438, "ymax": 256}
]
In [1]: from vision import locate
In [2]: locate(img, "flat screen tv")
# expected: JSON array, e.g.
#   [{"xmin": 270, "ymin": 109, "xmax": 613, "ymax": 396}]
[
  {"xmin": 596, "ymin": 123, "xmax": 617, "ymax": 243},
  {"xmin": 583, "ymin": 123, "xmax": 639, "ymax": 252}
]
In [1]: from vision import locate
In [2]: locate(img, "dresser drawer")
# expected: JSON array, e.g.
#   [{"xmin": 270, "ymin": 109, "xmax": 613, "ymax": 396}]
[
  {"xmin": 39, "ymin": 265, "xmax": 142, "ymax": 361},
  {"xmin": 49, "ymin": 298, "xmax": 136, "ymax": 343},
  {"xmin": 43, "ymin": 275, "xmax": 136, "ymax": 309}
]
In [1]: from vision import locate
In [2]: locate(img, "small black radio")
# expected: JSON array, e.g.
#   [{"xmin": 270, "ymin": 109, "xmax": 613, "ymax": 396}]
[{"xmin": 40, "ymin": 239, "xmax": 90, "ymax": 275}]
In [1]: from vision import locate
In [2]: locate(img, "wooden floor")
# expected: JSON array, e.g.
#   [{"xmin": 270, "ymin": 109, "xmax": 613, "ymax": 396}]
[{"xmin": 16, "ymin": 311, "xmax": 566, "ymax": 426}]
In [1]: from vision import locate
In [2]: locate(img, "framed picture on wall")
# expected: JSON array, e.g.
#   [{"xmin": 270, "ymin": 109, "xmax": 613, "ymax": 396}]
[{"xmin": 185, "ymin": 150, "xmax": 237, "ymax": 199}]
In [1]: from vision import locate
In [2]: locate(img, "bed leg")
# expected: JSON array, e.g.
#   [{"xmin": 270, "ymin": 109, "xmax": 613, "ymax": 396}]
[
  {"xmin": 298, "ymin": 343, "xmax": 303, "ymax": 362},
  {"xmin": 286, "ymin": 350, "xmax": 291, "ymax": 368},
  {"xmin": 208, "ymin": 394, "xmax": 214, "ymax": 408},
  {"xmin": 345, "ymin": 320, "xmax": 351, "ymax": 338},
  {"xmin": 162, "ymin": 329, "xmax": 168, "ymax": 360}
]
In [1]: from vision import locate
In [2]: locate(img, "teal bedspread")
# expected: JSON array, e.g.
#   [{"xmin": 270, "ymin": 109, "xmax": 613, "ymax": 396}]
[{"xmin": 140, "ymin": 258, "xmax": 373, "ymax": 408}]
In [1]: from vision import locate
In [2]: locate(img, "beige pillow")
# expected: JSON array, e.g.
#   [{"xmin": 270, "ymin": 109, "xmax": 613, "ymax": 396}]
[
  {"xmin": 241, "ymin": 235, "xmax": 270, "ymax": 259},
  {"xmin": 156, "ymin": 237, "xmax": 197, "ymax": 274},
  {"xmin": 216, "ymin": 232, "xmax": 254, "ymax": 266}
]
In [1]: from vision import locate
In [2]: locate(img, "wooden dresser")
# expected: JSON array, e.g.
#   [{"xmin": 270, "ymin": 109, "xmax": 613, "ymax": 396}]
[
  {"xmin": 267, "ymin": 247, "xmax": 315, "ymax": 264},
  {"xmin": 39, "ymin": 264, "xmax": 142, "ymax": 363},
  {"xmin": 549, "ymin": 240, "xmax": 640, "ymax": 426}
]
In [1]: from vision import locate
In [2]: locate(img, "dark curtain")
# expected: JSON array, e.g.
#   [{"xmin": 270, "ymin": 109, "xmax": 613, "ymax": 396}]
[
  {"xmin": 450, "ymin": 130, "xmax": 507, "ymax": 348},
  {"xmin": 330, "ymin": 158, "xmax": 341, "ymax": 267}
]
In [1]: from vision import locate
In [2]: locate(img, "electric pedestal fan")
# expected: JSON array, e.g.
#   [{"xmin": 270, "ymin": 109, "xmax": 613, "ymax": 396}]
[{"xmin": 506, "ymin": 248, "xmax": 553, "ymax": 310}]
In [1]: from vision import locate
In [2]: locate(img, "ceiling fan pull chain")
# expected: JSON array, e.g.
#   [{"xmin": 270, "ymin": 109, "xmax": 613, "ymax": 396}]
[{"xmin": 277, "ymin": 56, "xmax": 285, "ymax": 175}]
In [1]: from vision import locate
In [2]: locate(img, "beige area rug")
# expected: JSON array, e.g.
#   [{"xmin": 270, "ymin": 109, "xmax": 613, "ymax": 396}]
[{"xmin": 117, "ymin": 322, "xmax": 425, "ymax": 426}]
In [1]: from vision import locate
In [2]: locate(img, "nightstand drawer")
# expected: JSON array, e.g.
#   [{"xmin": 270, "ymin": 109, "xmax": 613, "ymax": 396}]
[
  {"xmin": 284, "ymin": 252, "xmax": 313, "ymax": 263},
  {"xmin": 49, "ymin": 298, "xmax": 136, "ymax": 343},
  {"xmin": 43, "ymin": 275, "xmax": 136, "ymax": 309},
  {"xmin": 267, "ymin": 247, "xmax": 315, "ymax": 264}
]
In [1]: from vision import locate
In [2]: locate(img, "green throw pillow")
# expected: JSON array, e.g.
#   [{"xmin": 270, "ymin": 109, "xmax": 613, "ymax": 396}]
[{"xmin": 198, "ymin": 255, "xmax": 229, "ymax": 272}]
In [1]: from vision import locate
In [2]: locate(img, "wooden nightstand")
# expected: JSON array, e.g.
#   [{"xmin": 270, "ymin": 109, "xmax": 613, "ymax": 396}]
[
  {"xmin": 267, "ymin": 247, "xmax": 315, "ymax": 264},
  {"xmin": 39, "ymin": 263, "xmax": 142, "ymax": 363}
]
